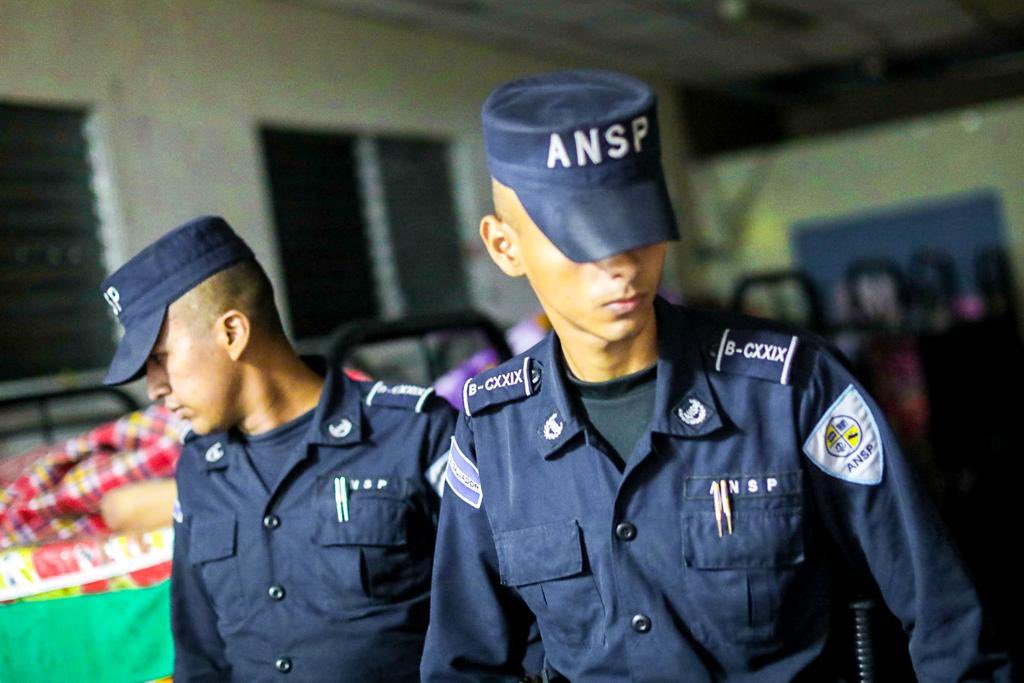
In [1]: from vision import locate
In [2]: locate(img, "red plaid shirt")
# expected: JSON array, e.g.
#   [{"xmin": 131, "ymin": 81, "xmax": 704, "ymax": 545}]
[{"xmin": 0, "ymin": 405, "xmax": 185, "ymax": 549}]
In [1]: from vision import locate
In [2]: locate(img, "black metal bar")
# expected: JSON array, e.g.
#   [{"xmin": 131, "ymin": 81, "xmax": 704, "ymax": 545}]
[
  {"xmin": 325, "ymin": 310, "xmax": 513, "ymax": 366},
  {"xmin": 850, "ymin": 598, "xmax": 877, "ymax": 683},
  {"xmin": 0, "ymin": 386, "xmax": 141, "ymax": 442},
  {"xmin": 0, "ymin": 386, "xmax": 140, "ymax": 412},
  {"xmin": 730, "ymin": 270, "xmax": 826, "ymax": 333}
]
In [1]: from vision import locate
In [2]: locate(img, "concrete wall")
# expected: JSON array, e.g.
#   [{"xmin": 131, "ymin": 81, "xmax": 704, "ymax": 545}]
[
  {"xmin": 0, "ymin": 0, "xmax": 692, "ymax": 338},
  {"xmin": 691, "ymin": 98, "xmax": 1024, "ymax": 311}
]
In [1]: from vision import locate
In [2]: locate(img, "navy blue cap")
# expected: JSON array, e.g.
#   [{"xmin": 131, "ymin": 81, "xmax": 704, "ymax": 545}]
[
  {"xmin": 482, "ymin": 69, "xmax": 679, "ymax": 263},
  {"xmin": 100, "ymin": 215, "xmax": 254, "ymax": 386}
]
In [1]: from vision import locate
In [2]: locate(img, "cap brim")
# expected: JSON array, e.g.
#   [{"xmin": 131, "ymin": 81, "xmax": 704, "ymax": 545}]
[
  {"xmin": 514, "ymin": 175, "xmax": 679, "ymax": 263},
  {"xmin": 103, "ymin": 305, "xmax": 166, "ymax": 386}
]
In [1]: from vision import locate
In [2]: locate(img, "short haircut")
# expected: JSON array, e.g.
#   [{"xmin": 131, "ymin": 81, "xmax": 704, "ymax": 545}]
[{"xmin": 178, "ymin": 259, "xmax": 285, "ymax": 337}]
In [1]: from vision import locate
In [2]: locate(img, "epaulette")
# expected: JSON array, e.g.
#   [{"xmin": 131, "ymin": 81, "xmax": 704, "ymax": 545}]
[
  {"xmin": 363, "ymin": 380, "xmax": 436, "ymax": 413},
  {"xmin": 709, "ymin": 326, "xmax": 803, "ymax": 385},
  {"xmin": 463, "ymin": 356, "xmax": 541, "ymax": 417}
]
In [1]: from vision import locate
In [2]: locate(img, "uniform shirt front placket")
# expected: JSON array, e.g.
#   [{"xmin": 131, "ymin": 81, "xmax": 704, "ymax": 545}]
[
  {"xmin": 605, "ymin": 309, "xmax": 728, "ymax": 682},
  {"xmin": 202, "ymin": 437, "xmax": 276, "ymax": 625},
  {"xmin": 529, "ymin": 336, "xmax": 673, "ymax": 679},
  {"xmin": 257, "ymin": 434, "xmax": 319, "ymax": 641}
]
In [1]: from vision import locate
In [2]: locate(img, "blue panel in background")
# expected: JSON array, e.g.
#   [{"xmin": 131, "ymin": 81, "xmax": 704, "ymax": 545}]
[{"xmin": 792, "ymin": 191, "xmax": 1006, "ymax": 323}]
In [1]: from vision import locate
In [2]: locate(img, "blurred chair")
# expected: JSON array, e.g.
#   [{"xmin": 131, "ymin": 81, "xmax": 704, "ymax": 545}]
[
  {"xmin": 730, "ymin": 270, "xmax": 827, "ymax": 333},
  {"xmin": 845, "ymin": 260, "xmax": 910, "ymax": 330},
  {"xmin": 323, "ymin": 310, "xmax": 514, "ymax": 411}
]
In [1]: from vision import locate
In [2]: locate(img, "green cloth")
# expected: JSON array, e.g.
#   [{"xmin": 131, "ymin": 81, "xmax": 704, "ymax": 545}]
[
  {"xmin": 567, "ymin": 362, "xmax": 658, "ymax": 467},
  {"xmin": 0, "ymin": 581, "xmax": 172, "ymax": 683}
]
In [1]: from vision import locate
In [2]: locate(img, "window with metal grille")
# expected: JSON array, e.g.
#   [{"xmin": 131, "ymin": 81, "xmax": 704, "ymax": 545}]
[
  {"xmin": 261, "ymin": 129, "xmax": 378, "ymax": 339},
  {"xmin": 376, "ymin": 137, "xmax": 469, "ymax": 316},
  {"xmin": 261, "ymin": 127, "xmax": 468, "ymax": 340},
  {"xmin": 0, "ymin": 103, "xmax": 112, "ymax": 383}
]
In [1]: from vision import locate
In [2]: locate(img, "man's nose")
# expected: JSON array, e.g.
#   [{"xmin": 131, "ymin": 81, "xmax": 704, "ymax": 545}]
[
  {"xmin": 596, "ymin": 248, "xmax": 641, "ymax": 278},
  {"xmin": 145, "ymin": 359, "xmax": 169, "ymax": 402}
]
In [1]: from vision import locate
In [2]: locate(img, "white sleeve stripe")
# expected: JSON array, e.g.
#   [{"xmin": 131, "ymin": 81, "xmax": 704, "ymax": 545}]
[
  {"xmin": 444, "ymin": 446, "xmax": 483, "ymax": 508},
  {"xmin": 449, "ymin": 436, "xmax": 479, "ymax": 477}
]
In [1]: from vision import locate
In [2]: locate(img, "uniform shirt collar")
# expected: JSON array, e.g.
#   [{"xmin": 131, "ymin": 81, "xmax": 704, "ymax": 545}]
[
  {"xmin": 308, "ymin": 363, "xmax": 366, "ymax": 447},
  {"xmin": 647, "ymin": 297, "xmax": 726, "ymax": 439},
  {"xmin": 532, "ymin": 297, "xmax": 726, "ymax": 461},
  {"xmin": 530, "ymin": 335, "xmax": 588, "ymax": 459},
  {"xmin": 200, "ymin": 360, "xmax": 365, "ymax": 472},
  {"xmin": 200, "ymin": 438, "xmax": 236, "ymax": 472}
]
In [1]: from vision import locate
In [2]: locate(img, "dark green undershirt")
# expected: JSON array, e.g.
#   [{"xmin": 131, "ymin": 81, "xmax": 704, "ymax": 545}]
[{"xmin": 566, "ymin": 362, "xmax": 658, "ymax": 467}]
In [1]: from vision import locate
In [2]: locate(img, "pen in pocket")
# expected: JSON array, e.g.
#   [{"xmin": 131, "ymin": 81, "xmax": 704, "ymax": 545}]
[{"xmin": 334, "ymin": 475, "xmax": 350, "ymax": 522}]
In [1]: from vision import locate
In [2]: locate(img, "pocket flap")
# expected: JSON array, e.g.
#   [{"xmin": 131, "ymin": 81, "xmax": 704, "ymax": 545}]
[
  {"xmin": 495, "ymin": 520, "xmax": 584, "ymax": 587},
  {"xmin": 682, "ymin": 510, "xmax": 804, "ymax": 569},
  {"xmin": 189, "ymin": 517, "xmax": 236, "ymax": 564},
  {"xmin": 315, "ymin": 496, "xmax": 408, "ymax": 547}
]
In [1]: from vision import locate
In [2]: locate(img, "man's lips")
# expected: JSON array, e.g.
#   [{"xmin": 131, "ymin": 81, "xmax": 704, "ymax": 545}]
[
  {"xmin": 166, "ymin": 404, "xmax": 189, "ymax": 419},
  {"xmin": 604, "ymin": 293, "xmax": 644, "ymax": 314}
]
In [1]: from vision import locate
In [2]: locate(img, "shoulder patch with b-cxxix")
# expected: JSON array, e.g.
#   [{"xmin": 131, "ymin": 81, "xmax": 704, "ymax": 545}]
[
  {"xmin": 713, "ymin": 328, "xmax": 800, "ymax": 385},
  {"xmin": 463, "ymin": 357, "xmax": 540, "ymax": 417},
  {"xmin": 364, "ymin": 381, "xmax": 435, "ymax": 413}
]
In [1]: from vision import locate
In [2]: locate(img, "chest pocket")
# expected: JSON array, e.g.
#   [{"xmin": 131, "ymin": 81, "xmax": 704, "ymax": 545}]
[
  {"xmin": 680, "ymin": 507, "xmax": 806, "ymax": 646},
  {"xmin": 188, "ymin": 516, "xmax": 245, "ymax": 624},
  {"xmin": 495, "ymin": 520, "xmax": 605, "ymax": 648},
  {"xmin": 312, "ymin": 475, "xmax": 432, "ymax": 605}
]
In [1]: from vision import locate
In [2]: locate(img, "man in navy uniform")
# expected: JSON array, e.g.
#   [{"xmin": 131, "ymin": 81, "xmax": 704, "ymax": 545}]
[
  {"xmin": 421, "ymin": 70, "xmax": 1011, "ymax": 681},
  {"xmin": 100, "ymin": 216, "xmax": 455, "ymax": 681}
]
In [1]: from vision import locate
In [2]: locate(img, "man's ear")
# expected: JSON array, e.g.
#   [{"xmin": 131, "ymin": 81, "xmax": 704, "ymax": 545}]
[
  {"xmin": 216, "ymin": 310, "xmax": 251, "ymax": 361},
  {"xmin": 480, "ymin": 214, "xmax": 525, "ymax": 277}
]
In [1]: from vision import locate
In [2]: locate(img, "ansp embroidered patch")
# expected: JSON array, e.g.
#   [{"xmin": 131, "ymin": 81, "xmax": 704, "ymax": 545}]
[
  {"xmin": 444, "ymin": 437, "xmax": 482, "ymax": 508},
  {"xmin": 172, "ymin": 498, "xmax": 183, "ymax": 524},
  {"xmin": 802, "ymin": 385, "xmax": 884, "ymax": 485},
  {"xmin": 683, "ymin": 471, "xmax": 802, "ymax": 500}
]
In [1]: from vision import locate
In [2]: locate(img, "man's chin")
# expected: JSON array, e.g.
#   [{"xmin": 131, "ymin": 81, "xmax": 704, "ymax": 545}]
[
  {"xmin": 187, "ymin": 418, "xmax": 213, "ymax": 436},
  {"xmin": 599, "ymin": 311, "xmax": 652, "ymax": 340}
]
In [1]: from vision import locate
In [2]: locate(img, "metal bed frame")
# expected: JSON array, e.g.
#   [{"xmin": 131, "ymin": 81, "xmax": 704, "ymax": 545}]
[
  {"xmin": 325, "ymin": 309, "xmax": 514, "ymax": 376},
  {"xmin": 0, "ymin": 386, "xmax": 141, "ymax": 447}
]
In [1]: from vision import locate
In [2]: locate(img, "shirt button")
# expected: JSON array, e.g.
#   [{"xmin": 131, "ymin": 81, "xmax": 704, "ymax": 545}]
[
  {"xmin": 263, "ymin": 514, "xmax": 281, "ymax": 530},
  {"xmin": 631, "ymin": 613, "xmax": 652, "ymax": 633},
  {"xmin": 275, "ymin": 657, "xmax": 292, "ymax": 673},
  {"xmin": 615, "ymin": 522, "xmax": 637, "ymax": 541},
  {"xmin": 268, "ymin": 585, "xmax": 286, "ymax": 601}
]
